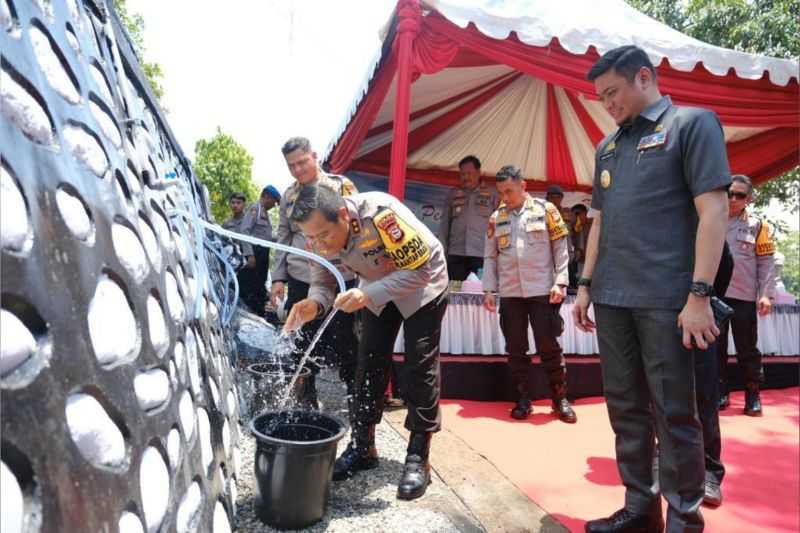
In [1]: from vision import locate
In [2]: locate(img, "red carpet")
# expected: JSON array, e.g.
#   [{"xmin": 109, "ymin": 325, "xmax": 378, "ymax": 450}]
[{"xmin": 440, "ymin": 387, "xmax": 799, "ymax": 533}]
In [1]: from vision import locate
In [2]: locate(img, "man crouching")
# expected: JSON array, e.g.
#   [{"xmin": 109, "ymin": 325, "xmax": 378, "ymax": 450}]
[{"xmin": 283, "ymin": 184, "xmax": 449, "ymax": 500}]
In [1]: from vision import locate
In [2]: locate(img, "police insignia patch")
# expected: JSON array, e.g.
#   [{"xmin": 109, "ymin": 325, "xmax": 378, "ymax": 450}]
[
  {"xmin": 375, "ymin": 211, "xmax": 404, "ymax": 243},
  {"xmin": 601, "ymin": 169, "xmax": 611, "ymax": 189},
  {"xmin": 498, "ymin": 235, "xmax": 510, "ymax": 249},
  {"xmin": 373, "ymin": 209, "xmax": 430, "ymax": 270}
]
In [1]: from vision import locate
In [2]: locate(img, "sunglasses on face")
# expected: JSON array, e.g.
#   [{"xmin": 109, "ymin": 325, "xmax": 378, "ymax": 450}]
[{"xmin": 728, "ymin": 191, "xmax": 748, "ymax": 200}]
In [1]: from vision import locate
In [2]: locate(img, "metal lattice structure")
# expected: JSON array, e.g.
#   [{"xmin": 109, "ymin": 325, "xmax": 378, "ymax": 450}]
[{"xmin": 1, "ymin": 1, "xmax": 239, "ymax": 532}]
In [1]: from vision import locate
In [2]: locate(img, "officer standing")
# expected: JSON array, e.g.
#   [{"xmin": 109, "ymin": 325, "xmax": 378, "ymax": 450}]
[
  {"xmin": 573, "ymin": 45, "xmax": 730, "ymax": 533},
  {"xmin": 717, "ymin": 174, "xmax": 776, "ymax": 415},
  {"xmin": 239, "ymin": 185, "xmax": 281, "ymax": 316},
  {"xmin": 222, "ymin": 192, "xmax": 258, "ymax": 312},
  {"xmin": 284, "ymin": 185, "xmax": 449, "ymax": 501},
  {"xmin": 270, "ymin": 136, "xmax": 359, "ymax": 408},
  {"xmin": 444, "ymin": 155, "xmax": 498, "ymax": 281},
  {"xmin": 482, "ymin": 166, "xmax": 576, "ymax": 423}
]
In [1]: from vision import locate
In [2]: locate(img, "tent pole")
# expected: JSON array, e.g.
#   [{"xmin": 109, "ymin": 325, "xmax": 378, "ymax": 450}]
[{"xmin": 388, "ymin": 0, "xmax": 420, "ymax": 200}]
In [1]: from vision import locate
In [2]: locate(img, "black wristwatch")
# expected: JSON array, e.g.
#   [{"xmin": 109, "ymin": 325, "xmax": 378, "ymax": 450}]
[
  {"xmin": 577, "ymin": 277, "xmax": 592, "ymax": 288},
  {"xmin": 689, "ymin": 281, "xmax": 714, "ymax": 298}
]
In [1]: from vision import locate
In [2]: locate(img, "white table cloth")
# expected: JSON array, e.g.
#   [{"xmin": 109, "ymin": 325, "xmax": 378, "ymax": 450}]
[{"xmin": 392, "ymin": 293, "xmax": 800, "ymax": 356}]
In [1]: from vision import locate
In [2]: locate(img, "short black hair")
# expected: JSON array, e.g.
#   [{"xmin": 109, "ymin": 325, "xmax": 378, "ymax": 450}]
[
  {"xmin": 281, "ymin": 136, "xmax": 312, "ymax": 156},
  {"xmin": 229, "ymin": 192, "xmax": 246, "ymax": 201},
  {"xmin": 571, "ymin": 204, "xmax": 588, "ymax": 215},
  {"xmin": 458, "ymin": 155, "xmax": 481, "ymax": 169},
  {"xmin": 495, "ymin": 165, "xmax": 523, "ymax": 182},
  {"xmin": 731, "ymin": 174, "xmax": 754, "ymax": 194},
  {"xmin": 290, "ymin": 184, "xmax": 344, "ymax": 224},
  {"xmin": 587, "ymin": 45, "xmax": 656, "ymax": 83}
]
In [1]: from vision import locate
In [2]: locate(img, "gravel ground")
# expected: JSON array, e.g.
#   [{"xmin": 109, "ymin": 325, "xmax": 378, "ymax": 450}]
[{"xmin": 234, "ymin": 368, "xmax": 483, "ymax": 533}]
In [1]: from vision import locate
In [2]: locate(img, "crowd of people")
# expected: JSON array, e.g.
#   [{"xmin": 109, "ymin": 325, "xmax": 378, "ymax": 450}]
[{"xmin": 222, "ymin": 45, "xmax": 783, "ymax": 532}]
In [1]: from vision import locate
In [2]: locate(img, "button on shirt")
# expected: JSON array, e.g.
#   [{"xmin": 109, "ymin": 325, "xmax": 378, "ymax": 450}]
[
  {"xmin": 445, "ymin": 183, "xmax": 498, "ymax": 257},
  {"xmin": 271, "ymin": 173, "xmax": 358, "ymax": 284},
  {"xmin": 725, "ymin": 211, "xmax": 776, "ymax": 301},
  {"xmin": 482, "ymin": 196, "xmax": 570, "ymax": 298},
  {"xmin": 591, "ymin": 96, "xmax": 732, "ymax": 309},
  {"xmin": 307, "ymin": 191, "xmax": 449, "ymax": 318}
]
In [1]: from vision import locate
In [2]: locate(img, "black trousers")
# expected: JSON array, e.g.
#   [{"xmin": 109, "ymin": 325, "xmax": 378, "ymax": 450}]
[
  {"xmin": 353, "ymin": 290, "xmax": 448, "ymax": 433},
  {"xmin": 447, "ymin": 255, "xmax": 483, "ymax": 282},
  {"xmin": 694, "ymin": 341, "xmax": 724, "ymax": 485},
  {"xmin": 237, "ymin": 246, "xmax": 269, "ymax": 316},
  {"xmin": 499, "ymin": 296, "xmax": 566, "ymax": 400},
  {"xmin": 594, "ymin": 304, "xmax": 704, "ymax": 532},
  {"xmin": 717, "ymin": 297, "xmax": 763, "ymax": 387},
  {"xmin": 284, "ymin": 277, "xmax": 359, "ymax": 390}
]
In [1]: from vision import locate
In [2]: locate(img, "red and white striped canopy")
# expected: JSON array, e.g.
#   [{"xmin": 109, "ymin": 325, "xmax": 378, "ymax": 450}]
[{"xmin": 324, "ymin": 0, "xmax": 799, "ymax": 193}]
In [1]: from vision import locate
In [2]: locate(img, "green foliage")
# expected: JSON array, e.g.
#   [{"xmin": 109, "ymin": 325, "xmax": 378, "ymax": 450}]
[
  {"xmin": 194, "ymin": 128, "xmax": 258, "ymax": 223},
  {"xmin": 626, "ymin": 0, "xmax": 800, "ymax": 213},
  {"xmin": 776, "ymin": 230, "xmax": 800, "ymax": 296},
  {"xmin": 111, "ymin": 0, "xmax": 166, "ymax": 103}
]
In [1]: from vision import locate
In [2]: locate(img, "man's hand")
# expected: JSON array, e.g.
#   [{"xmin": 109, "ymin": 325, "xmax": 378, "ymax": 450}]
[
  {"xmin": 270, "ymin": 281, "xmax": 285, "ymax": 309},
  {"xmin": 246, "ymin": 255, "xmax": 256, "ymax": 269},
  {"xmin": 283, "ymin": 298, "xmax": 320, "ymax": 333},
  {"xmin": 757, "ymin": 296, "xmax": 773, "ymax": 316},
  {"xmin": 549, "ymin": 284, "xmax": 566, "ymax": 304},
  {"xmin": 572, "ymin": 286, "xmax": 595, "ymax": 332},
  {"xmin": 484, "ymin": 292, "xmax": 497, "ymax": 312},
  {"xmin": 678, "ymin": 295, "xmax": 719, "ymax": 350},
  {"xmin": 334, "ymin": 289, "xmax": 371, "ymax": 313}
]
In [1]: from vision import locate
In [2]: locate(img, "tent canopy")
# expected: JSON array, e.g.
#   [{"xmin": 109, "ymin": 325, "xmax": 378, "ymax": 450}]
[{"xmin": 323, "ymin": 0, "xmax": 799, "ymax": 196}]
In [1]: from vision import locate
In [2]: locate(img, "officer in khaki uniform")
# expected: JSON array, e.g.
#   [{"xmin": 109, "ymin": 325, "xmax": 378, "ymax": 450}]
[
  {"xmin": 270, "ymin": 137, "xmax": 360, "ymax": 408},
  {"xmin": 443, "ymin": 155, "xmax": 498, "ymax": 280},
  {"xmin": 482, "ymin": 166, "xmax": 576, "ymax": 423},
  {"xmin": 238, "ymin": 185, "xmax": 280, "ymax": 315},
  {"xmin": 222, "ymin": 192, "xmax": 259, "ymax": 311},
  {"xmin": 284, "ymin": 185, "xmax": 449, "ymax": 502},
  {"xmin": 717, "ymin": 174, "xmax": 776, "ymax": 415}
]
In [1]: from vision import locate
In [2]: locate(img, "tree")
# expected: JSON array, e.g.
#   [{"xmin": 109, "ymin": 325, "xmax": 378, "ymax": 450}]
[
  {"xmin": 626, "ymin": 0, "xmax": 800, "ymax": 213},
  {"xmin": 111, "ymin": 0, "xmax": 166, "ymax": 102},
  {"xmin": 776, "ymin": 230, "xmax": 800, "ymax": 297},
  {"xmin": 194, "ymin": 128, "xmax": 258, "ymax": 223}
]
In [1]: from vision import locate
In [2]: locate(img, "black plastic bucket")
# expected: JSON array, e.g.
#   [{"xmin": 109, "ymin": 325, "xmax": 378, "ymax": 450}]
[
  {"xmin": 246, "ymin": 363, "xmax": 311, "ymax": 417},
  {"xmin": 250, "ymin": 410, "xmax": 347, "ymax": 529}
]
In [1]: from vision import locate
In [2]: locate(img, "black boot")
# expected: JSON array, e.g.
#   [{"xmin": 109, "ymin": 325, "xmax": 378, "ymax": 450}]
[
  {"xmin": 585, "ymin": 500, "xmax": 664, "ymax": 533},
  {"xmin": 551, "ymin": 383, "xmax": 577, "ymax": 423},
  {"xmin": 332, "ymin": 424, "xmax": 378, "ymax": 481},
  {"xmin": 511, "ymin": 399, "xmax": 532, "ymax": 420},
  {"xmin": 718, "ymin": 381, "xmax": 730, "ymax": 410},
  {"xmin": 397, "ymin": 432, "xmax": 431, "ymax": 500},
  {"xmin": 744, "ymin": 382, "xmax": 763, "ymax": 417}
]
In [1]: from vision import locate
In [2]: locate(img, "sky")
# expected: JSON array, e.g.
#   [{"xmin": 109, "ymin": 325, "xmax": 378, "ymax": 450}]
[{"xmin": 127, "ymin": 0, "xmax": 797, "ymax": 233}]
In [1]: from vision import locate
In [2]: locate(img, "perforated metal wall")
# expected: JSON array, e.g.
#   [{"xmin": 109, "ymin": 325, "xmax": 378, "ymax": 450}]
[{"xmin": 1, "ymin": 1, "xmax": 239, "ymax": 532}]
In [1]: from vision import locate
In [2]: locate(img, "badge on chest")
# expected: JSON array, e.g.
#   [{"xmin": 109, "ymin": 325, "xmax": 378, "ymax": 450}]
[{"xmin": 637, "ymin": 130, "xmax": 667, "ymax": 151}]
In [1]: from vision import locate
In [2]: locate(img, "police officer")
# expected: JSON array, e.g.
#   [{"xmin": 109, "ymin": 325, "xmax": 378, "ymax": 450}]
[
  {"xmin": 222, "ymin": 192, "xmax": 259, "ymax": 312},
  {"xmin": 482, "ymin": 166, "xmax": 577, "ymax": 423},
  {"xmin": 717, "ymin": 174, "xmax": 776, "ymax": 415},
  {"xmin": 239, "ymin": 185, "xmax": 281, "ymax": 315},
  {"xmin": 284, "ymin": 185, "xmax": 449, "ymax": 501},
  {"xmin": 574, "ymin": 45, "xmax": 730, "ymax": 533},
  {"xmin": 270, "ymin": 136, "xmax": 359, "ymax": 408},
  {"xmin": 444, "ymin": 155, "xmax": 498, "ymax": 281}
]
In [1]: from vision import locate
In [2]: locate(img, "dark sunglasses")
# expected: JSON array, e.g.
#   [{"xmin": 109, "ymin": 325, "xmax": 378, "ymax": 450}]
[{"xmin": 728, "ymin": 191, "xmax": 748, "ymax": 200}]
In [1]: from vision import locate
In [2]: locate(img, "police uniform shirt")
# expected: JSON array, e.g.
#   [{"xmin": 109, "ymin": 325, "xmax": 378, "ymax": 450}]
[
  {"xmin": 724, "ymin": 210, "xmax": 776, "ymax": 301},
  {"xmin": 271, "ymin": 173, "xmax": 358, "ymax": 284},
  {"xmin": 482, "ymin": 196, "xmax": 570, "ymax": 297},
  {"xmin": 591, "ymin": 96, "xmax": 732, "ymax": 309},
  {"xmin": 445, "ymin": 182, "xmax": 498, "ymax": 257},
  {"xmin": 222, "ymin": 214, "xmax": 254, "ymax": 256},
  {"xmin": 307, "ymin": 191, "xmax": 449, "ymax": 318},
  {"xmin": 241, "ymin": 201, "xmax": 274, "ymax": 242}
]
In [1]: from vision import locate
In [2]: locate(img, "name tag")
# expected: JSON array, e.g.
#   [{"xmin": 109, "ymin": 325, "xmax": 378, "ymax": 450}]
[{"xmin": 637, "ymin": 131, "xmax": 667, "ymax": 151}]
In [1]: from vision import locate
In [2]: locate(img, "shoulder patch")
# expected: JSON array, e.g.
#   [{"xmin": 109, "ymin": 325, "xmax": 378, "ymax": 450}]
[
  {"xmin": 373, "ymin": 209, "xmax": 431, "ymax": 270},
  {"xmin": 341, "ymin": 178, "xmax": 358, "ymax": 197},
  {"xmin": 545, "ymin": 203, "xmax": 569, "ymax": 241},
  {"xmin": 755, "ymin": 221, "xmax": 775, "ymax": 256}
]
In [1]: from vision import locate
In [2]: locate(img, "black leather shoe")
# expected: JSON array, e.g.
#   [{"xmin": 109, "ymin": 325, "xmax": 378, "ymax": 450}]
[
  {"xmin": 397, "ymin": 432, "xmax": 432, "ymax": 500},
  {"xmin": 584, "ymin": 506, "xmax": 664, "ymax": 533},
  {"xmin": 332, "ymin": 443, "xmax": 378, "ymax": 481},
  {"xmin": 552, "ymin": 398, "xmax": 577, "ymax": 423},
  {"xmin": 744, "ymin": 384, "xmax": 763, "ymax": 416},
  {"xmin": 718, "ymin": 392, "xmax": 730, "ymax": 410},
  {"xmin": 511, "ymin": 399, "xmax": 532, "ymax": 420},
  {"xmin": 703, "ymin": 481, "xmax": 722, "ymax": 507}
]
